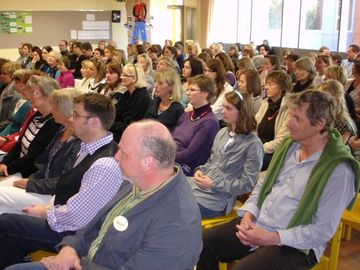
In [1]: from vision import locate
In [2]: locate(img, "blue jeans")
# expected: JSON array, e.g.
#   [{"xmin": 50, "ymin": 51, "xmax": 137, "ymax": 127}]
[
  {"xmin": 198, "ymin": 203, "xmax": 225, "ymax": 219},
  {"xmin": 132, "ymin": 21, "xmax": 147, "ymax": 43},
  {"xmin": 5, "ymin": 262, "xmax": 46, "ymax": 270},
  {"xmin": 0, "ymin": 213, "xmax": 74, "ymax": 269}
]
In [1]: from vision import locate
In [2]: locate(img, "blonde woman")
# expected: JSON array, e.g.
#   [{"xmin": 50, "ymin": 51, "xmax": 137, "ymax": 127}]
[
  {"xmin": 110, "ymin": 63, "xmax": 151, "ymax": 141},
  {"xmin": 145, "ymin": 68, "xmax": 184, "ymax": 131},
  {"xmin": 137, "ymin": 53, "xmax": 154, "ymax": 96},
  {"xmin": 318, "ymin": 79, "xmax": 356, "ymax": 143},
  {"xmin": 325, "ymin": 65, "xmax": 356, "ymax": 120},
  {"xmin": 74, "ymin": 60, "xmax": 94, "ymax": 93}
]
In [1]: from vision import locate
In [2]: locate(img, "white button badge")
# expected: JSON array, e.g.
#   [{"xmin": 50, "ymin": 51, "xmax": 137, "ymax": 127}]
[{"xmin": 113, "ymin": 216, "xmax": 129, "ymax": 231}]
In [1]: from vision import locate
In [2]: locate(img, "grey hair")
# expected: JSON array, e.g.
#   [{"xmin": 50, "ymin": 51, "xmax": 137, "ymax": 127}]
[
  {"xmin": 26, "ymin": 75, "xmax": 60, "ymax": 97},
  {"xmin": 286, "ymin": 89, "xmax": 336, "ymax": 133}
]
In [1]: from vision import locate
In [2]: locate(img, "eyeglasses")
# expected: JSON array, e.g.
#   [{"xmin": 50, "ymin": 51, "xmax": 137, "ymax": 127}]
[
  {"xmin": 186, "ymin": 87, "xmax": 201, "ymax": 93},
  {"xmin": 121, "ymin": 73, "xmax": 135, "ymax": 78},
  {"xmin": 32, "ymin": 91, "xmax": 42, "ymax": 97},
  {"xmin": 72, "ymin": 111, "xmax": 95, "ymax": 119},
  {"xmin": 204, "ymin": 68, "xmax": 215, "ymax": 73}
]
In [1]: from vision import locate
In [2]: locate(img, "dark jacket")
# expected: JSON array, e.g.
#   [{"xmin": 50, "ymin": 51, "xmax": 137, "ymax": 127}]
[
  {"xmin": 145, "ymin": 97, "xmax": 184, "ymax": 131},
  {"xmin": 110, "ymin": 87, "xmax": 150, "ymax": 142},
  {"xmin": 2, "ymin": 112, "xmax": 61, "ymax": 177},
  {"xmin": 59, "ymin": 166, "xmax": 203, "ymax": 270},
  {"xmin": 26, "ymin": 134, "xmax": 81, "ymax": 195}
]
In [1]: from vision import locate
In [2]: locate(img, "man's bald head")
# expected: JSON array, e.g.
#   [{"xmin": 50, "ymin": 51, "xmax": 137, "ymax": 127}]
[{"xmin": 124, "ymin": 120, "xmax": 176, "ymax": 169}]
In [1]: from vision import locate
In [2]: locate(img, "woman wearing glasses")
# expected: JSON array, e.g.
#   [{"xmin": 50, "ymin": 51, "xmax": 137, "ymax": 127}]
[
  {"xmin": 145, "ymin": 68, "xmax": 184, "ymax": 131},
  {"xmin": 188, "ymin": 91, "xmax": 263, "ymax": 218},
  {"xmin": 0, "ymin": 75, "xmax": 61, "ymax": 178},
  {"xmin": 110, "ymin": 63, "xmax": 150, "ymax": 142},
  {"xmin": 0, "ymin": 88, "xmax": 82, "ymax": 214},
  {"xmin": 172, "ymin": 75, "xmax": 219, "ymax": 176}
]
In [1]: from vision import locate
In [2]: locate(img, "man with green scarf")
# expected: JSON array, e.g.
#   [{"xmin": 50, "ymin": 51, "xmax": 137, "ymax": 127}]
[{"xmin": 197, "ymin": 90, "xmax": 359, "ymax": 270}]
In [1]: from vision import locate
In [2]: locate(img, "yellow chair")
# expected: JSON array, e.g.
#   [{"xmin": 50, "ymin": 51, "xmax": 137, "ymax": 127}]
[
  {"xmin": 341, "ymin": 194, "xmax": 360, "ymax": 240},
  {"xmin": 30, "ymin": 250, "xmax": 56, "ymax": 261},
  {"xmin": 201, "ymin": 201, "xmax": 243, "ymax": 230},
  {"xmin": 212, "ymin": 223, "xmax": 343, "ymax": 270}
]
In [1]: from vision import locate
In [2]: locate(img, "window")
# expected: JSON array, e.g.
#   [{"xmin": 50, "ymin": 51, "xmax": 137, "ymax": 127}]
[
  {"xmin": 304, "ymin": 0, "xmax": 324, "ymax": 30},
  {"xmin": 269, "ymin": 0, "xmax": 282, "ymax": 29}
]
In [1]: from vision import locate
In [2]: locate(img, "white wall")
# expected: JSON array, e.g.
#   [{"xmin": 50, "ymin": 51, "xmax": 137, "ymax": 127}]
[{"xmin": 0, "ymin": 0, "xmax": 128, "ymax": 60}]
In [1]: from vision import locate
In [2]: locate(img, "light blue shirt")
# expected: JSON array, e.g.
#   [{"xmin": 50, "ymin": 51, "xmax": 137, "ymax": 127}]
[{"xmin": 238, "ymin": 142, "xmax": 355, "ymax": 260}]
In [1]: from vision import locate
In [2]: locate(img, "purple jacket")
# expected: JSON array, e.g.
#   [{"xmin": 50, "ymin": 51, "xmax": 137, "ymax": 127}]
[{"xmin": 172, "ymin": 111, "xmax": 219, "ymax": 176}]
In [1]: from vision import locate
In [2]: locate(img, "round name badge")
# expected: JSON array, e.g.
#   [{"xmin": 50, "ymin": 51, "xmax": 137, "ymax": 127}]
[{"xmin": 113, "ymin": 215, "xmax": 128, "ymax": 232}]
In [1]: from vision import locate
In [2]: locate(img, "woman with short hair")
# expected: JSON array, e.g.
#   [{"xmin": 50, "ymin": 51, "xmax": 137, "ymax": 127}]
[
  {"xmin": 291, "ymin": 57, "xmax": 316, "ymax": 93},
  {"xmin": 256, "ymin": 70, "xmax": 292, "ymax": 170},
  {"xmin": 172, "ymin": 74, "xmax": 219, "ymax": 176}
]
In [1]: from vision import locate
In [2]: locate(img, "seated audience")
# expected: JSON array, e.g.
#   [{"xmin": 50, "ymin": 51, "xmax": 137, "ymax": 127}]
[
  {"xmin": 256, "ymin": 70, "xmax": 291, "ymax": 170},
  {"xmin": 285, "ymin": 53, "xmax": 300, "ymax": 83},
  {"xmin": 0, "ymin": 93, "xmax": 123, "ymax": 269},
  {"xmin": 110, "ymin": 63, "xmax": 150, "ymax": 142},
  {"xmin": 345, "ymin": 58, "xmax": 360, "ymax": 114},
  {"xmin": 238, "ymin": 69, "xmax": 262, "ymax": 114},
  {"xmin": 181, "ymin": 57, "xmax": 204, "ymax": 107},
  {"xmin": 0, "ymin": 62, "xmax": 22, "ymax": 122},
  {"xmin": 42, "ymin": 51, "xmax": 61, "ymax": 79},
  {"xmin": 4, "ymin": 120, "xmax": 202, "ymax": 270},
  {"xmin": 215, "ymin": 52, "xmax": 236, "ymax": 87},
  {"xmin": 137, "ymin": 53, "xmax": 155, "ymax": 97},
  {"xmin": 291, "ymin": 57, "xmax": 316, "ymax": 93},
  {"xmin": 75, "ymin": 60, "xmax": 94, "ymax": 93},
  {"xmin": 259, "ymin": 55, "xmax": 280, "ymax": 88},
  {"xmin": 172, "ymin": 75, "xmax": 219, "ymax": 176},
  {"xmin": 189, "ymin": 91, "xmax": 263, "ymax": 218},
  {"xmin": 69, "ymin": 42, "xmax": 86, "ymax": 79},
  {"xmin": 56, "ymin": 56, "xmax": 75, "ymax": 88},
  {"xmin": 341, "ymin": 44, "xmax": 359, "ymax": 78},
  {"xmin": 204, "ymin": 58, "xmax": 233, "ymax": 123},
  {"xmin": 319, "ymin": 80, "xmax": 357, "ymax": 143},
  {"xmin": 0, "ymin": 88, "xmax": 82, "ymax": 214},
  {"xmin": 197, "ymin": 90, "xmax": 359, "ymax": 270},
  {"xmin": 0, "ymin": 69, "xmax": 33, "ymax": 136},
  {"xmin": 145, "ymin": 68, "xmax": 184, "ymax": 131},
  {"xmin": 0, "ymin": 75, "xmax": 61, "ymax": 177},
  {"xmin": 87, "ymin": 58, "xmax": 106, "ymax": 93},
  {"xmin": 235, "ymin": 57, "xmax": 256, "ymax": 79},
  {"xmin": 30, "ymin": 47, "xmax": 47, "ymax": 71},
  {"xmin": 325, "ymin": 65, "xmax": 357, "ymax": 121},
  {"xmin": 313, "ymin": 55, "xmax": 331, "ymax": 87}
]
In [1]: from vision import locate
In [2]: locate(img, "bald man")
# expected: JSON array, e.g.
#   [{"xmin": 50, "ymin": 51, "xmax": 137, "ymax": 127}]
[{"xmin": 11, "ymin": 120, "xmax": 202, "ymax": 270}]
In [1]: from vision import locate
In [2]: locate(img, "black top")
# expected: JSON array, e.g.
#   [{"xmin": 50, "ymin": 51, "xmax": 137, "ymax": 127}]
[
  {"xmin": 145, "ymin": 97, "xmax": 184, "ymax": 131},
  {"xmin": 2, "ymin": 112, "xmax": 61, "ymax": 177},
  {"xmin": 291, "ymin": 79, "xmax": 313, "ymax": 93},
  {"xmin": 54, "ymin": 141, "xmax": 118, "ymax": 205},
  {"xmin": 257, "ymin": 98, "xmax": 282, "ymax": 144},
  {"xmin": 110, "ymin": 87, "xmax": 151, "ymax": 142}
]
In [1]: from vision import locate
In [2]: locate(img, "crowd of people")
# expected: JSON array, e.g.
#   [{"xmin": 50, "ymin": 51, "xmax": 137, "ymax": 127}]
[{"xmin": 0, "ymin": 38, "xmax": 358, "ymax": 270}]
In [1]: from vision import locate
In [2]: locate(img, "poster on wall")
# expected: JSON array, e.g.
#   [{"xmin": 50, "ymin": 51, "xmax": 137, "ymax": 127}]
[
  {"xmin": 125, "ymin": 0, "xmax": 152, "ymax": 44},
  {"xmin": 0, "ymin": 12, "xmax": 32, "ymax": 34}
]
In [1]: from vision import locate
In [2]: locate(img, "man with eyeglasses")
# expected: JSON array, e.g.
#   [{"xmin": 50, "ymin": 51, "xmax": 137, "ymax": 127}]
[{"xmin": 0, "ymin": 93, "xmax": 123, "ymax": 269}]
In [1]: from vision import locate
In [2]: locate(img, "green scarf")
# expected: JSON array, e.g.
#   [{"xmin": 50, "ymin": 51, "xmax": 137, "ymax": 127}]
[{"xmin": 257, "ymin": 129, "xmax": 360, "ymax": 229}]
